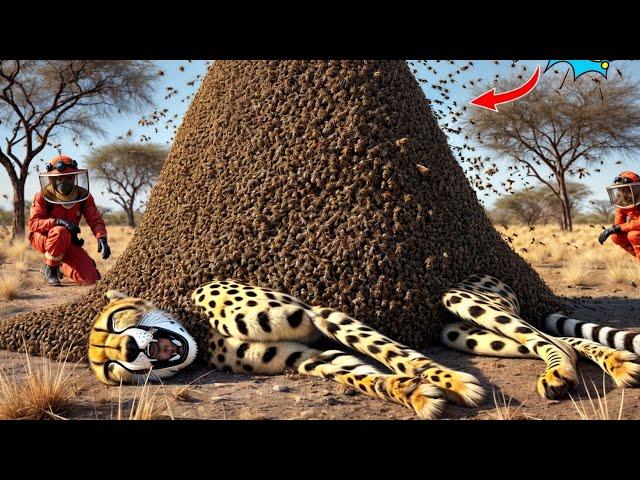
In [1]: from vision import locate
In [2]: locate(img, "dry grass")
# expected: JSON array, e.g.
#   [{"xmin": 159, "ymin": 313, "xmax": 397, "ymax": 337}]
[
  {"xmin": 489, "ymin": 389, "xmax": 525, "ymax": 420},
  {"xmin": 12, "ymin": 256, "xmax": 32, "ymax": 274},
  {"xmin": 563, "ymin": 255, "xmax": 596, "ymax": 285},
  {"xmin": 493, "ymin": 223, "xmax": 640, "ymax": 288},
  {"xmin": 569, "ymin": 374, "xmax": 626, "ymax": 420},
  {"xmin": 605, "ymin": 259, "xmax": 635, "ymax": 284},
  {"xmin": 582, "ymin": 249, "xmax": 605, "ymax": 270},
  {"xmin": 548, "ymin": 242, "xmax": 570, "ymax": 263},
  {"xmin": 170, "ymin": 370, "xmax": 216, "ymax": 403},
  {"xmin": 0, "ymin": 346, "xmax": 75, "ymax": 420},
  {"xmin": 522, "ymin": 245, "xmax": 548, "ymax": 264},
  {"xmin": 172, "ymin": 385, "xmax": 199, "ymax": 403},
  {"xmin": 3, "ymin": 240, "xmax": 38, "ymax": 264},
  {"xmin": 114, "ymin": 373, "xmax": 171, "ymax": 420},
  {"xmin": 0, "ymin": 266, "xmax": 27, "ymax": 301},
  {"xmin": 84, "ymin": 226, "xmax": 135, "ymax": 276},
  {"xmin": 237, "ymin": 406, "xmax": 268, "ymax": 420}
]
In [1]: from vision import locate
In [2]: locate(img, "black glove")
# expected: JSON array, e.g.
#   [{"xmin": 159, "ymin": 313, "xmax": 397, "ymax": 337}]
[
  {"xmin": 55, "ymin": 218, "xmax": 80, "ymax": 235},
  {"xmin": 55, "ymin": 218, "xmax": 84, "ymax": 246},
  {"xmin": 97, "ymin": 237, "xmax": 111, "ymax": 260},
  {"xmin": 599, "ymin": 225, "xmax": 622, "ymax": 245}
]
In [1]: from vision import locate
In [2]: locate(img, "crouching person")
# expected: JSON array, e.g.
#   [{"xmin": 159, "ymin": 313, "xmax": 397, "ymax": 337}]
[{"xmin": 28, "ymin": 154, "xmax": 111, "ymax": 286}]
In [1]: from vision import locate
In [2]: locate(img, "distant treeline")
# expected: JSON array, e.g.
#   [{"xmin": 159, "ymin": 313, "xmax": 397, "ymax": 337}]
[{"xmin": 0, "ymin": 203, "xmax": 144, "ymax": 227}]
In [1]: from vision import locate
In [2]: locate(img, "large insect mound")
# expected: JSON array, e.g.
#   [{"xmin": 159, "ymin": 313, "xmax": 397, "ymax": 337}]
[{"xmin": 0, "ymin": 61, "xmax": 564, "ymax": 361}]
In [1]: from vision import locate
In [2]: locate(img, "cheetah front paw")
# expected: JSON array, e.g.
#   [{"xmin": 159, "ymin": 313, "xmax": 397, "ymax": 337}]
[
  {"xmin": 383, "ymin": 376, "xmax": 447, "ymax": 419},
  {"xmin": 423, "ymin": 368, "xmax": 485, "ymax": 407},
  {"xmin": 409, "ymin": 383, "xmax": 448, "ymax": 419},
  {"xmin": 605, "ymin": 350, "xmax": 640, "ymax": 388},
  {"xmin": 536, "ymin": 366, "xmax": 578, "ymax": 399}
]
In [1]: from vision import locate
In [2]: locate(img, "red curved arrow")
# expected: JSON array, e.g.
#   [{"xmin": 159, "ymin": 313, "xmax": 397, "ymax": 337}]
[{"xmin": 470, "ymin": 65, "xmax": 541, "ymax": 112}]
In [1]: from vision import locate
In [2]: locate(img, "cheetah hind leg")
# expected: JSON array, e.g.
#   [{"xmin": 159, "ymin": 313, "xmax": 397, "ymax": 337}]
[
  {"xmin": 309, "ymin": 307, "xmax": 484, "ymax": 408},
  {"xmin": 299, "ymin": 351, "xmax": 447, "ymax": 419},
  {"xmin": 441, "ymin": 321, "xmax": 537, "ymax": 358},
  {"xmin": 545, "ymin": 313, "xmax": 640, "ymax": 388},
  {"xmin": 443, "ymin": 324, "xmax": 640, "ymax": 388},
  {"xmin": 560, "ymin": 337, "xmax": 640, "ymax": 388},
  {"xmin": 443, "ymin": 275, "xmax": 579, "ymax": 400},
  {"xmin": 210, "ymin": 334, "xmax": 446, "ymax": 419}
]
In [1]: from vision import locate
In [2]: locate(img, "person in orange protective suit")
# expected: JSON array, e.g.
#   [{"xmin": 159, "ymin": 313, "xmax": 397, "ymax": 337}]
[
  {"xmin": 28, "ymin": 154, "xmax": 111, "ymax": 286},
  {"xmin": 599, "ymin": 171, "xmax": 640, "ymax": 259}
]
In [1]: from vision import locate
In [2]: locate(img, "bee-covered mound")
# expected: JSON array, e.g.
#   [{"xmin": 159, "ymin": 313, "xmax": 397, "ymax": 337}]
[{"xmin": 1, "ymin": 61, "xmax": 564, "ymax": 361}]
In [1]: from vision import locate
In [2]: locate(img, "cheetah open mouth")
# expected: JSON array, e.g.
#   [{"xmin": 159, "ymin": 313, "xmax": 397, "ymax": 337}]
[{"xmin": 145, "ymin": 337, "xmax": 185, "ymax": 362}]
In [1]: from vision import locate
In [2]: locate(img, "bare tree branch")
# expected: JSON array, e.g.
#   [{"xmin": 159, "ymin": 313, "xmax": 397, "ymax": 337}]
[
  {"xmin": 0, "ymin": 60, "xmax": 158, "ymax": 238},
  {"xmin": 86, "ymin": 142, "xmax": 167, "ymax": 227},
  {"xmin": 466, "ymin": 71, "xmax": 640, "ymax": 230}
]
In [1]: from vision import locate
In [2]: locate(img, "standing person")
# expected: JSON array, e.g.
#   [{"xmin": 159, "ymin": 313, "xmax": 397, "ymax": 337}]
[
  {"xmin": 28, "ymin": 154, "xmax": 111, "ymax": 286},
  {"xmin": 599, "ymin": 171, "xmax": 640, "ymax": 260}
]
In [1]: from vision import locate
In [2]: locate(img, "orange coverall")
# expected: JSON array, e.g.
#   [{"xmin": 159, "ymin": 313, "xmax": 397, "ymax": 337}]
[
  {"xmin": 610, "ymin": 205, "xmax": 640, "ymax": 259},
  {"xmin": 28, "ymin": 192, "xmax": 107, "ymax": 285}
]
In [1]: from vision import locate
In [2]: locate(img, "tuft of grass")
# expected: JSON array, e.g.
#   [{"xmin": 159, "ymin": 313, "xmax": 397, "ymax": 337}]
[
  {"xmin": 489, "ymin": 389, "xmax": 525, "ymax": 420},
  {"xmin": 605, "ymin": 259, "xmax": 635, "ymax": 284},
  {"xmin": 4, "ymin": 241, "xmax": 29, "ymax": 263},
  {"xmin": 172, "ymin": 385, "xmax": 199, "ymax": 403},
  {"xmin": 0, "ymin": 345, "xmax": 75, "ymax": 420},
  {"xmin": 12, "ymin": 255, "xmax": 33, "ymax": 274},
  {"xmin": 569, "ymin": 374, "xmax": 625, "ymax": 420},
  {"xmin": 548, "ymin": 242, "xmax": 569, "ymax": 263},
  {"xmin": 624, "ymin": 261, "xmax": 640, "ymax": 286},
  {"xmin": 0, "ymin": 266, "xmax": 26, "ymax": 301},
  {"xmin": 170, "ymin": 370, "xmax": 214, "ymax": 403},
  {"xmin": 523, "ymin": 245, "xmax": 548, "ymax": 264},
  {"xmin": 237, "ymin": 406, "xmax": 267, "ymax": 420},
  {"xmin": 582, "ymin": 249, "xmax": 604, "ymax": 270},
  {"xmin": 563, "ymin": 255, "xmax": 595, "ymax": 286},
  {"xmin": 115, "ymin": 373, "xmax": 169, "ymax": 420}
]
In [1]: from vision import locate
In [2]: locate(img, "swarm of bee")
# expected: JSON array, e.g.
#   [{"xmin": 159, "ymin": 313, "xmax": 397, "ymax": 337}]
[{"xmin": 0, "ymin": 61, "xmax": 563, "ymax": 362}]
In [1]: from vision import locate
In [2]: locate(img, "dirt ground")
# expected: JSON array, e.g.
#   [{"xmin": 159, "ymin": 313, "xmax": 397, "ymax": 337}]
[{"xmin": 1, "ymin": 259, "xmax": 640, "ymax": 420}]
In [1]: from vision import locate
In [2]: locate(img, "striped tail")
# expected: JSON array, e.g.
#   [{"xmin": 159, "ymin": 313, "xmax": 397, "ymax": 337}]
[{"xmin": 546, "ymin": 313, "xmax": 640, "ymax": 355}]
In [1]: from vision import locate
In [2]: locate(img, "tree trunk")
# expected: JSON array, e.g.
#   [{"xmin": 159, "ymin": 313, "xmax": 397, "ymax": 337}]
[
  {"xmin": 124, "ymin": 207, "xmax": 136, "ymax": 227},
  {"xmin": 11, "ymin": 179, "xmax": 26, "ymax": 240},
  {"xmin": 558, "ymin": 177, "xmax": 573, "ymax": 231}
]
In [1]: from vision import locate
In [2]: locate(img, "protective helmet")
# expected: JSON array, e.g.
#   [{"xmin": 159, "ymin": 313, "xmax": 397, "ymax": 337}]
[
  {"xmin": 88, "ymin": 290, "xmax": 198, "ymax": 386},
  {"xmin": 606, "ymin": 171, "xmax": 640, "ymax": 208},
  {"xmin": 38, "ymin": 154, "xmax": 89, "ymax": 206},
  {"xmin": 117, "ymin": 311, "xmax": 198, "ymax": 383}
]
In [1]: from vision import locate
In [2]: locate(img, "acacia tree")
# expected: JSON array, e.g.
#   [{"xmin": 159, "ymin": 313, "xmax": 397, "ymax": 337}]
[
  {"xmin": 86, "ymin": 142, "xmax": 167, "ymax": 227},
  {"xmin": 492, "ymin": 182, "xmax": 592, "ymax": 227},
  {"xmin": 542, "ymin": 182, "xmax": 592, "ymax": 227},
  {"xmin": 0, "ymin": 60, "xmax": 158, "ymax": 239},
  {"xmin": 492, "ymin": 188, "xmax": 549, "ymax": 226},
  {"xmin": 466, "ymin": 73, "xmax": 640, "ymax": 230},
  {"xmin": 589, "ymin": 199, "xmax": 615, "ymax": 224}
]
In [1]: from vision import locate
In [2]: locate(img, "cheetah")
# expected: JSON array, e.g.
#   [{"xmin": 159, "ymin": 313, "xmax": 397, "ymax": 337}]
[
  {"xmin": 441, "ymin": 274, "xmax": 640, "ymax": 399},
  {"xmin": 89, "ymin": 274, "xmax": 640, "ymax": 419}
]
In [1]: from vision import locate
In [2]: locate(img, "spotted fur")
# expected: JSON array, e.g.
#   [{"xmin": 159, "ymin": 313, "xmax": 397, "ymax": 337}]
[
  {"xmin": 191, "ymin": 280, "xmax": 486, "ymax": 418},
  {"xmin": 89, "ymin": 274, "xmax": 640, "ymax": 419},
  {"xmin": 441, "ymin": 275, "xmax": 640, "ymax": 397}
]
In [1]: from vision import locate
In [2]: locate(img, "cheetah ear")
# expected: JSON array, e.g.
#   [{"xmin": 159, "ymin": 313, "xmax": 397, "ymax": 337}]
[{"xmin": 105, "ymin": 290, "xmax": 128, "ymax": 301}]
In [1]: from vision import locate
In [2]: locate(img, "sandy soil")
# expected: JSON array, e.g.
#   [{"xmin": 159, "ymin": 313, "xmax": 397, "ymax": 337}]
[{"xmin": 1, "ymin": 260, "xmax": 640, "ymax": 420}]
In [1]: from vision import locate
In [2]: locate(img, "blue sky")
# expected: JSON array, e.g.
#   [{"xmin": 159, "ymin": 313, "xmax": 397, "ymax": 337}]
[
  {"xmin": 0, "ymin": 60, "xmax": 209, "ymax": 210},
  {"xmin": 410, "ymin": 59, "xmax": 640, "ymax": 208},
  {"xmin": 1, "ymin": 59, "xmax": 639, "ymax": 213}
]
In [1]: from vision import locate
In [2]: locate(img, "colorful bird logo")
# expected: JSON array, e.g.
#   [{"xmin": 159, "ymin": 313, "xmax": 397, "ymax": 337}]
[{"xmin": 544, "ymin": 60, "xmax": 610, "ymax": 80}]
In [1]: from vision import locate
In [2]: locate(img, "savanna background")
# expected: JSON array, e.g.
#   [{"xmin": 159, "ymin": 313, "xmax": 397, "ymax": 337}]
[{"xmin": 2, "ymin": 60, "xmax": 640, "ymax": 420}]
